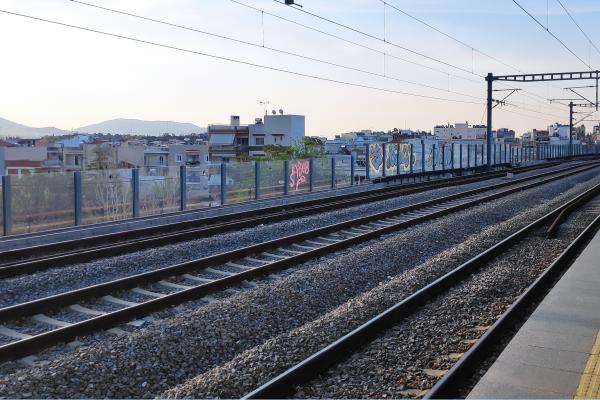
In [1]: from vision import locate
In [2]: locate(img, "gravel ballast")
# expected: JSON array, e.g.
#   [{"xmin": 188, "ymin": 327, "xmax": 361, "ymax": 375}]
[
  {"xmin": 0, "ymin": 167, "xmax": 598, "ymax": 398},
  {"xmin": 0, "ymin": 161, "xmax": 590, "ymax": 308}
]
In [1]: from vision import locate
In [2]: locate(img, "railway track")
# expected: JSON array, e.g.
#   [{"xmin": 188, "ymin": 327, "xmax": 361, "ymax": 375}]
[
  {"xmin": 0, "ymin": 162, "xmax": 597, "ymax": 364},
  {"xmin": 243, "ymin": 175, "xmax": 600, "ymax": 399},
  {"xmin": 0, "ymin": 160, "xmax": 573, "ymax": 278}
]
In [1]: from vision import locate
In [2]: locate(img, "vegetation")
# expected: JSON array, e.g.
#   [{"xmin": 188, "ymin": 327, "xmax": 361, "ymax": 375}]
[{"xmin": 251, "ymin": 137, "xmax": 325, "ymax": 161}]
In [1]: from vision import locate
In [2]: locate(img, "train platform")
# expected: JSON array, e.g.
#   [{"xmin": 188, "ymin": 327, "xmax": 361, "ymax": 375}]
[{"xmin": 469, "ymin": 228, "xmax": 600, "ymax": 399}]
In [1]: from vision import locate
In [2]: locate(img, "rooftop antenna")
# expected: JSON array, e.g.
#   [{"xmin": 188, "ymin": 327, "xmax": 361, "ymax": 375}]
[{"xmin": 259, "ymin": 100, "xmax": 270, "ymax": 116}]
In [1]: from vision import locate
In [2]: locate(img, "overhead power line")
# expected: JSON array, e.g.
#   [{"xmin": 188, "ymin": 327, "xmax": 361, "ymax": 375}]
[
  {"xmin": 68, "ymin": 0, "xmax": 482, "ymax": 100},
  {"xmin": 271, "ymin": 0, "xmax": 477, "ymax": 77},
  {"xmin": 511, "ymin": 0, "xmax": 593, "ymax": 69},
  {"xmin": 555, "ymin": 0, "xmax": 600, "ymax": 59},
  {"xmin": 0, "ymin": 8, "xmax": 484, "ymax": 105},
  {"xmin": 230, "ymin": 0, "xmax": 481, "ymax": 85},
  {"xmin": 267, "ymin": 0, "xmax": 566, "ymax": 113}
]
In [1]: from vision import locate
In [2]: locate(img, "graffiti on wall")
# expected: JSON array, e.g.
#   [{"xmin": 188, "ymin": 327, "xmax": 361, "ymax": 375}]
[
  {"xmin": 289, "ymin": 160, "xmax": 310, "ymax": 192},
  {"xmin": 368, "ymin": 143, "xmax": 384, "ymax": 177},
  {"xmin": 384, "ymin": 144, "xmax": 398, "ymax": 175}
]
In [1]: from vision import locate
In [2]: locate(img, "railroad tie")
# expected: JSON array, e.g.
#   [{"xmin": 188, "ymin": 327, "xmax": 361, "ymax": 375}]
[
  {"xmin": 69, "ymin": 304, "xmax": 107, "ymax": 316},
  {"xmin": 131, "ymin": 287, "xmax": 166, "ymax": 298},
  {"xmin": 262, "ymin": 252, "xmax": 287, "ymax": 259},
  {"xmin": 291, "ymin": 243, "xmax": 319, "ymax": 251},
  {"xmin": 205, "ymin": 267, "xmax": 234, "ymax": 276},
  {"xmin": 244, "ymin": 257, "xmax": 269, "ymax": 264},
  {"xmin": 181, "ymin": 274, "xmax": 214, "ymax": 284},
  {"xmin": 32, "ymin": 314, "xmax": 73, "ymax": 328},
  {"xmin": 102, "ymin": 295, "xmax": 140, "ymax": 307},
  {"xmin": 225, "ymin": 262, "xmax": 252, "ymax": 270},
  {"xmin": 157, "ymin": 280, "xmax": 194, "ymax": 290},
  {"xmin": 0, "ymin": 325, "xmax": 32, "ymax": 340}
]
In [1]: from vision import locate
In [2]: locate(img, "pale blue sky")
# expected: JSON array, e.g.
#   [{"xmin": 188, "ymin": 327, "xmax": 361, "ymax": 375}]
[{"xmin": 2, "ymin": 0, "xmax": 600, "ymax": 137}]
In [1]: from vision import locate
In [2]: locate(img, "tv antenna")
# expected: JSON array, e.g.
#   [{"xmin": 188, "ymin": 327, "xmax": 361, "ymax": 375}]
[{"xmin": 259, "ymin": 100, "xmax": 270, "ymax": 116}]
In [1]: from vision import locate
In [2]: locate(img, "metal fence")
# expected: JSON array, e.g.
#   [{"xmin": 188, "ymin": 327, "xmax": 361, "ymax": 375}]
[{"xmin": 1, "ymin": 142, "xmax": 598, "ymax": 236}]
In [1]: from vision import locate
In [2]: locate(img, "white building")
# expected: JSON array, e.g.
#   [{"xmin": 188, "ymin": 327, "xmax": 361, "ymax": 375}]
[
  {"xmin": 249, "ymin": 114, "xmax": 305, "ymax": 157},
  {"xmin": 208, "ymin": 113, "xmax": 305, "ymax": 161},
  {"xmin": 434, "ymin": 122, "xmax": 487, "ymax": 140},
  {"xmin": 548, "ymin": 123, "xmax": 571, "ymax": 140}
]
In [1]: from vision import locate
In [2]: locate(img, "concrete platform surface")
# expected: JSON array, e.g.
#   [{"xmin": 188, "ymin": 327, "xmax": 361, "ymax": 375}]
[{"xmin": 469, "ymin": 228, "xmax": 600, "ymax": 399}]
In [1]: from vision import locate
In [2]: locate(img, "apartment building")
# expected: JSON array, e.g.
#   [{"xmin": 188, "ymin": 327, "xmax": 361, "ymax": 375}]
[
  {"xmin": 434, "ymin": 122, "xmax": 487, "ymax": 140},
  {"xmin": 208, "ymin": 113, "xmax": 305, "ymax": 161}
]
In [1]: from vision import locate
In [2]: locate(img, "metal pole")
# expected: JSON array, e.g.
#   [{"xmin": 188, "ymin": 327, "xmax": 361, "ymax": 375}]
[
  {"xmin": 74, "ymin": 171, "xmax": 82, "ymax": 225},
  {"xmin": 365, "ymin": 145, "xmax": 370, "ymax": 180},
  {"xmin": 132, "ymin": 168, "xmax": 140, "ymax": 218},
  {"xmin": 494, "ymin": 143, "xmax": 497, "ymax": 165},
  {"xmin": 350, "ymin": 155, "xmax": 355, "ymax": 186},
  {"xmin": 309, "ymin": 158, "xmax": 315, "ymax": 191},
  {"xmin": 254, "ymin": 161, "xmax": 261, "ymax": 200},
  {"xmin": 179, "ymin": 165, "xmax": 187, "ymax": 211},
  {"xmin": 283, "ymin": 160, "xmax": 289, "ymax": 195},
  {"xmin": 331, "ymin": 157, "xmax": 336, "ymax": 189},
  {"xmin": 2, "ymin": 175, "xmax": 11, "ymax": 236},
  {"xmin": 432, "ymin": 144, "xmax": 436, "ymax": 171},
  {"xmin": 486, "ymin": 72, "xmax": 493, "ymax": 168},
  {"xmin": 459, "ymin": 144, "xmax": 463, "ymax": 170},
  {"xmin": 396, "ymin": 143, "xmax": 400, "ymax": 175},
  {"xmin": 441, "ymin": 144, "xmax": 445, "ymax": 171},
  {"xmin": 409, "ymin": 144, "xmax": 414, "ymax": 174},
  {"xmin": 467, "ymin": 144, "xmax": 471, "ymax": 169},
  {"xmin": 451, "ymin": 143, "xmax": 455, "ymax": 170},
  {"xmin": 421, "ymin": 140, "xmax": 425, "ymax": 174},
  {"xmin": 569, "ymin": 102, "xmax": 574, "ymax": 157},
  {"xmin": 220, "ymin": 163, "xmax": 226, "ymax": 205},
  {"xmin": 382, "ymin": 144, "xmax": 387, "ymax": 177}
]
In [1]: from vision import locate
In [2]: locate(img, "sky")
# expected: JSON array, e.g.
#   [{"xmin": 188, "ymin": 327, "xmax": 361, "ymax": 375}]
[{"xmin": 2, "ymin": 0, "xmax": 600, "ymax": 138}]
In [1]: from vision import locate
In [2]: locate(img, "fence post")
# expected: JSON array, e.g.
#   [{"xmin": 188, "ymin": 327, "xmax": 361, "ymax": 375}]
[
  {"xmin": 309, "ymin": 158, "xmax": 315, "ymax": 191},
  {"xmin": 283, "ymin": 160, "xmax": 289, "ymax": 195},
  {"xmin": 421, "ymin": 140, "xmax": 425, "ymax": 174},
  {"xmin": 220, "ymin": 163, "xmax": 226, "ymax": 205},
  {"xmin": 396, "ymin": 143, "xmax": 401, "ymax": 175},
  {"xmin": 350, "ymin": 155, "xmax": 355, "ymax": 186},
  {"xmin": 382, "ymin": 144, "xmax": 387, "ymax": 178},
  {"xmin": 410, "ymin": 144, "xmax": 414, "ymax": 174},
  {"xmin": 459, "ymin": 144, "xmax": 463, "ymax": 170},
  {"xmin": 254, "ymin": 161, "xmax": 260, "ymax": 200},
  {"xmin": 179, "ymin": 165, "xmax": 187, "ymax": 211},
  {"xmin": 481, "ymin": 143, "xmax": 485, "ymax": 166},
  {"xmin": 441, "ymin": 144, "xmax": 445, "ymax": 171},
  {"xmin": 132, "ymin": 168, "xmax": 140, "ymax": 218},
  {"xmin": 74, "ymin": 171, "xmax": 83, "ymax": 225},
  {"xmin": 451, "ymin": 143, "xmax": 455, "ymax": 170},
  {"xmin": 2, "ymin": 175, "xmax": 11, "ymax": 236},
  {"xmin": 494, "ymin": 144, "xmax": 497, "ymax": 165},
  {"xmin": 331, "ymin": 157, "xmax": 336, "ymax": 189},
  {"xmin": 474, "ymin": 144, "xmax": 478, "ymax": 167},
  {"xmin": 467, "ymin": 144, "xmax": 471, "ymax": 169},
  {"xmin": 365, "ymin": 145, "xmax": 371, "ymax": 180},
  {"xmin": 432, "ymin": 144, "xmax": 436, "ymax": 171}
]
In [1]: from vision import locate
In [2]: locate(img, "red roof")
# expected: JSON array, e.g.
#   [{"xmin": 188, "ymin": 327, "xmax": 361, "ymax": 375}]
[{"xmin": 5, "ymin": 160, "xmax": 43, "ymax": 167}]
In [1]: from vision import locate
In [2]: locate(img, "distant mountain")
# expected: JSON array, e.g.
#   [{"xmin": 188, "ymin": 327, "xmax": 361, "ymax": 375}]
[
  {"xmin": 0, "ymin": 117, "xmax": 68, "ymax": 138},
  {"xmin": 0, "ymin": 117, "xmax": 206, "ymax": 138},
  {"xmin": 76, "ymin": 118, "xmax": 206, "ymax": 136}
]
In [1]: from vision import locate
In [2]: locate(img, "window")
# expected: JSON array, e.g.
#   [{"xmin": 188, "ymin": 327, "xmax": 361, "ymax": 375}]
[
  {"xmin": 255, "ymin": 137, "xmax": 264, "ymax": 145},
  {"xmin": 176, "ymin": 154, "xmax": 182, "ymax": 162},
  {"xmin": 74, "ymin": 156, "xmax": 79, "ymax": 166},
  {"xmin": 159, "ymin": 156, "xmax": 164, "ymax": 165}
]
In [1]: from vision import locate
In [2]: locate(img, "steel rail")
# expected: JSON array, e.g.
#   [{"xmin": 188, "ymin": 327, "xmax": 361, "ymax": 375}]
[
  {"xmin": 0, "ymin": 163, "xmax": 597, "ymax": 364},
  {"xmin": 243, "ymin": 181, "xmax": 600, "ymax": 399},
  {"xmin": 426, "ymin": 193, "xmax": 600, "ymax": 398},
  {"xmin": 0, "ymin": 162, "xmax": 580, "ymax": 278}
]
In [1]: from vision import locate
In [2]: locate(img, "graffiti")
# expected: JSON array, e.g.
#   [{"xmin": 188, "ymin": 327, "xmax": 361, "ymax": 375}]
[
  {"xmin": 289, "ymin": 160, "xmax": 310, "ymax": 192},
  {"xmin": 384, "ymin": 144, "xmax": 398, "ymax": 175},
  {"xmin": 369, "ymin": 143, "xmax": 384, "ymax": 177}
]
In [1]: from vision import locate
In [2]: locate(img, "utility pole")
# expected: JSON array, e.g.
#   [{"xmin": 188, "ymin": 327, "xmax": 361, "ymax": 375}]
[{"xmin": 486, "ymin": 73, "xmax": 493, "ymax": 168}]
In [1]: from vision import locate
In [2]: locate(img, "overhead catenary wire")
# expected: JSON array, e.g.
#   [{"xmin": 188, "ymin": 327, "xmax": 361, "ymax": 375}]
[
  {"xmin": 67, "ymin": 0, "xmax": 483, "ymax": 100},
  {"xmin": 555, "ymin": 0, "xmax": 600, "ymax": 58},
  {"xmin": 230, "ymin": 0, "xmax": 482, "ymax": 86},
  {"xmin": 379, "ymin": 0, "xmax": 568, "ymax": 107},
  {"xmin": 268, "ymin": 0, "xmax": 567, "ymax": 114},
  {"xmin": 0, "ymin": 8, "xmax": 484, "ymax": 105},
  {"xmin": 271, "ymin": 0, "xmax": 477, "ymax": 76},
  {"xmin": 511, "ymin": 0, "xmax": 593, "ymax": 69}
]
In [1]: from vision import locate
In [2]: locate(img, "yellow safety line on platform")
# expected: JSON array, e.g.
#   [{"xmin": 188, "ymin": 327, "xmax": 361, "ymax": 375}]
[{"xmin": 575, "ymin": 331, "xmax": 600, "ymax": 399}]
